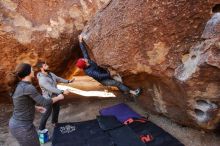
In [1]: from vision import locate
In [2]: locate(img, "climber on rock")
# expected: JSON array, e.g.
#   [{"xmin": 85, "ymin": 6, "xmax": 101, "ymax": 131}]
[{"xmin": 76, "ymin": 34, "xmax": 142, "ymax": 101}]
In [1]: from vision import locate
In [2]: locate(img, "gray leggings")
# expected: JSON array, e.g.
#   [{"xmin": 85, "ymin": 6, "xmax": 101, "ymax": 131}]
[
  {"xmin": 9, "ymin": 123, "xmax": 40, "ymax": 146},
  {"xmin": 100, "ymin": 79, "xmax": 130, "ymax": 93}
]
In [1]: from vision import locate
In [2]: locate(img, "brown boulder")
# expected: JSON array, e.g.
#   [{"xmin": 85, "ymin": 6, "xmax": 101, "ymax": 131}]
[
  {"xmin": 0, "ymin": 0, "xmax": 109, "ymax": 94},
  {"xmin": 82, "ymin": 0, "xmax": 220, "ymax": 130}
]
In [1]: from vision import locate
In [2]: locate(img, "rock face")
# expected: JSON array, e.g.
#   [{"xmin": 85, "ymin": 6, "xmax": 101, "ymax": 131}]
[
  {"xmin": 82, "ymin": 0, "xmax": 220, "ymax": 130},
  {"xmin": 0, "ymin": 0, "xmax": 109, "ymax": 93}
]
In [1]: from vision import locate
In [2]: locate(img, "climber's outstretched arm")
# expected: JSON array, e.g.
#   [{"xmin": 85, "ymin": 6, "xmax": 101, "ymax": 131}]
[{"xmin": 79, "ymin": 35, "xmax": 91, "ymax": 60}]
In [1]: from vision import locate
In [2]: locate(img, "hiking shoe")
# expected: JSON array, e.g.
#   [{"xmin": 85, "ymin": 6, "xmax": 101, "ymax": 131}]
[
  {"xmin": 38, "ymin": 129, "xmax": 50, "ymax": 144},
  {"xmin": 134, "ymin": 88, "xmax": 142, "ymax": 97}
]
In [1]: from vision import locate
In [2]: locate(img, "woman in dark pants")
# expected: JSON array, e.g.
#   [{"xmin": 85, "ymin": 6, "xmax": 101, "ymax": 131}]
[{"xmin": 8, "ymin": 63, "xmax": 64, "ymax": 146}]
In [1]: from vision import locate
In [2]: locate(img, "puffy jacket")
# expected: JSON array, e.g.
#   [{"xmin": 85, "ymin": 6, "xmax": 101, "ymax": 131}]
[
  {"xmin": 84, "ymin": 60, "xmax": 111, "ymax": 81},
  {"xmin": 80, "ymin": 41, "xmax": 111, "ymax": 81}
]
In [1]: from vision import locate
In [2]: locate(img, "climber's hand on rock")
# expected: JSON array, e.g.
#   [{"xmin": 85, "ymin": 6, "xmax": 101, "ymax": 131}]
[
  {"xmin": 78, "ymin": 35, "xmax": 83, "ymax": 42},
  {"xmin": 110, "ymin": 70, "xmax": 117, "ymax": 76}
]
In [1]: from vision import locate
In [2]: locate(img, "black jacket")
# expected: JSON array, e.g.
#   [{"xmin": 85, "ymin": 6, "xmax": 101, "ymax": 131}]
[{"xmin": 80, "ymin": 42, "xmax": 111, "ymax": 81}]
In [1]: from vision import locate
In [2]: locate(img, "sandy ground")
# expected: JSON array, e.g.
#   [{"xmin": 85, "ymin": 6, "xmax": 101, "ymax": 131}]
[{"xmin": 0, "ymin": 98, "xmax": 220, "ymax": 146}]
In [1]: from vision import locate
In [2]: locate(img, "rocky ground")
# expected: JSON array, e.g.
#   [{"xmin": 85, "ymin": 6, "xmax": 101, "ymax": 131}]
[{"xmin": 0, "ymin": 97, "xmax": 220, "ymax": 146}]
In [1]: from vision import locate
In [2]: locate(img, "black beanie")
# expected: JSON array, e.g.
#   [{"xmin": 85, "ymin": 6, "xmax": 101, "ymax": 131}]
[{"xmin": 17, "ymin": 63, "xmax": 32, "ymax": 78}]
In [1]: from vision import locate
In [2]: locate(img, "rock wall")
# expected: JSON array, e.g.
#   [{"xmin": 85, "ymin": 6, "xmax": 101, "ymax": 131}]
[
  {"xmin": 0, "ymin": 0, "xmax": 109, "ymax": 93},
  {"xmin": 82, "ymin": 0, "xmax": 220, "ymax": 130}
]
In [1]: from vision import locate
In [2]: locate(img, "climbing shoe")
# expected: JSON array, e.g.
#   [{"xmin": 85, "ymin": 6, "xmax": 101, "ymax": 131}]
[{"xmin": 134, "ymin": 88, "xmax": 142, "ymax": 97}]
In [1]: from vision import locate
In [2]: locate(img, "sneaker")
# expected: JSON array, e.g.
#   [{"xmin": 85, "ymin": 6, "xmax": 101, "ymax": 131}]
[
  {"xmin": 134, "ymin": 88, "xmax": 142, "ymax": 97},
  {"xmin": 38, "ymin": 129, "xmax": 50, "ymax": 144}
]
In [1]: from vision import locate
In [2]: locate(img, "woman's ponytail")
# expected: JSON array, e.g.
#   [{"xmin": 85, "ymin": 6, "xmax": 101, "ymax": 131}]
[
  {"xmin": 7, "ymin": 63, "xmax": 31, "ymax": 96},
  {"xmin": 7, "ymin": 72, "xmax": 20, "ymax": 95}
]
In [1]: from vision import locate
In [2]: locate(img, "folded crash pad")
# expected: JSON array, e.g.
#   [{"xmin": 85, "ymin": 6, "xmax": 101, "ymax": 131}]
[
  {"xmin": 99, "ymin": 103, "xmax": 141, "ymax": 122},
  {"xmin": 97, "ymin": 116, "xmax": 145, "ymax": 146},
  {"xmin": 99, "ymin": 103, "xmax": 184, "ymax": 146},
  {"xmin": 128, "ymin": 118, "xmax": 184, "ymax": 146}
]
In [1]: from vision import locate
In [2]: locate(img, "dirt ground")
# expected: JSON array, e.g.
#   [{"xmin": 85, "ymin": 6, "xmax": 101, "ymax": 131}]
[{"xmin": 0, "ymin": 97, "xmax": 220, "ymax": 146}]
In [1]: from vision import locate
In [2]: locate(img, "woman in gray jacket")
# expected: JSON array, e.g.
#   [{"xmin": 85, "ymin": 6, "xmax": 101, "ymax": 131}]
[{"xmin": 8, "ymin": 63, "xmax": 64, "ymax": 146}]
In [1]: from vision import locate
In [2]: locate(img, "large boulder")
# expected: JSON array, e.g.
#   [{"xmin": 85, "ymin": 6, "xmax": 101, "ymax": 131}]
[
  {"xmin": 82, "ymin": 0, "xmax": 220, "ymax": 130},
  {"xmin": 0, "ymin": 0, "xmax": 109, "ymax": 94}
]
